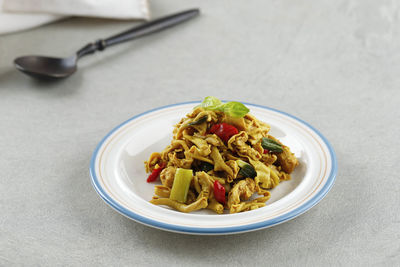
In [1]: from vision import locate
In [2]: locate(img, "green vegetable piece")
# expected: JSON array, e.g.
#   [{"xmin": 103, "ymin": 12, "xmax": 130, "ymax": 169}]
[
  {"xmin": 236, "ymin": 160, "xmax": 257, "ymax": 178},
  {"xmin": 188, "ymin": 115, "xmax": 208, "ymax": 126},
  {"xmin": 199, "ymin": 162, "xmax": 214, "ymax": 172},
  {"xmin": 197, "ymin": 96, "xmax": 250, "ymax": 118},
  {"xmin": 236, "ymin": 159, "xmax": 248, "ymax": 168},
  {"xmin": 199, "ymin": 96, "xmax": 223, "ymax": 111},
  {"xmin": 261, "ymin": 137, "xmax": 283, "ymax": 153},
  {"xmin": 266, "ymin": 138, "xmax": 281, "ymax": 146},
  {"xmin": 169, "ymin": 168, "xmax": 193, "ymax": 203},
  {"xmin": 222, "ymin": 101, "xmax": 250, "ymax": 118}
]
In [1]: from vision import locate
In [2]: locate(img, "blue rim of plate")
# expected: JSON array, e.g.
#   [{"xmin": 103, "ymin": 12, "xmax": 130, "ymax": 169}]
[{"xmin": 90, "ymin": 101, "xmax": 337, "ymax": 234}]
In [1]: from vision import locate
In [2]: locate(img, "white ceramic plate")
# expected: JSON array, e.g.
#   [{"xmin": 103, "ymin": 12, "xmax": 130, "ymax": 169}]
[{"xmin": 90, "ymin": 102, "xmax": 337, "ymax": 235}]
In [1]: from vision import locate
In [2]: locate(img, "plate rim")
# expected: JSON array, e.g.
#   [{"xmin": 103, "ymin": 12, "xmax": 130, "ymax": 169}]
[{"xmin": 89, "ymin": 101, "xmax": 337, "ymax": 234}]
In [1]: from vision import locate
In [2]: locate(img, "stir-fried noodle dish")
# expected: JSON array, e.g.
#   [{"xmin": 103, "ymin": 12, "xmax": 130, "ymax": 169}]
[{"xmin": 145, "ymin": 97, "xmax": 299, "ymax": 214}]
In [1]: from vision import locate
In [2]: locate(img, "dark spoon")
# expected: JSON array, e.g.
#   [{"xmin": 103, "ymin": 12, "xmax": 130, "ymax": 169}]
[{"xmin": 14, "ymin": 9, "xmax": 200, "ymax": 79}]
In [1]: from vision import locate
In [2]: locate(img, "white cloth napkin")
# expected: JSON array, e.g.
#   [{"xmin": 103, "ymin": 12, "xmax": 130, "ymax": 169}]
[{"xmin": 0, "ymin": 0, "xmax": 149, "ymax": 35}]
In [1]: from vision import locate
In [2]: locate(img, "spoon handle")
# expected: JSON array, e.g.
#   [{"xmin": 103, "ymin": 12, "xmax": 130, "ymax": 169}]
[{"xmin": 76, "ymin": 9, "xmax": 199, "ymax": 58}]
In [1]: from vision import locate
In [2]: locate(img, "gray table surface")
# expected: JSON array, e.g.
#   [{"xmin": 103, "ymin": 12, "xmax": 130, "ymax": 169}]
[{"xmin": 1, "ymin": 0, "xmax": 399, "ymax": 266}]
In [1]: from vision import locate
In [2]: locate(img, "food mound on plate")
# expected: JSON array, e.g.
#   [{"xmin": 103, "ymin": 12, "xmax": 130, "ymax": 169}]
[{"xmin": 144, "ymin": 97, "xmax": 299, "ymax": 214}]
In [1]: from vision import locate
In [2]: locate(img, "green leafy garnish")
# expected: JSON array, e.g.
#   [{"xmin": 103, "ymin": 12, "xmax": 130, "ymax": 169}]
[
  {"xmin": 188, "ymin": 115, "xmax": 208, "ymax": 126},
  {"xmin": 261, "ymin": 137, "xmax": 283, "ymax": 153},
  {"xmin": 221, "ymin": 101, "xmax": 249, "ymax": 118},
  {"xmin": 197, "ymin": 96, "xmax": 249, "ymax": 118},
  {"xmin": 199, "ymin": 96, "xmax": 223, "ymax": 111},
  {"xmin": 236, "ymin": 160, "xmax": 257, "ymax": 178}
]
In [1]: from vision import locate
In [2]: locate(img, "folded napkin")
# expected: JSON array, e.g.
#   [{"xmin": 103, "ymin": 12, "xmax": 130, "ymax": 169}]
[{"xmin": 0, "ymin": 0, "xmax": 149, "ymax": 35}]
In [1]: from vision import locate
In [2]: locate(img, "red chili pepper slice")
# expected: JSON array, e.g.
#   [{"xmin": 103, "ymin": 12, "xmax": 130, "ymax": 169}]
[
  {"xmin": 209, "ymin": 123, "xmax": 238, "ymax": 143},
  {"xmin": 208, "ymin": 124, "xmax": 220, "ymax": 134},
  {"xmin": 146, "ymin": 162, "xmax": 166, "ymax": 183},
  {"xmin": 213, "ymin": 180, "xmax": 226, "ymax": 204}
]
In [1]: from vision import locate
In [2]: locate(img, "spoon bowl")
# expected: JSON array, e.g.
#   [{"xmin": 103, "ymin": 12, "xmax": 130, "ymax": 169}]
[{"xmin": 15, "ymin": 56, "xmax": 77, "ymax": 79}]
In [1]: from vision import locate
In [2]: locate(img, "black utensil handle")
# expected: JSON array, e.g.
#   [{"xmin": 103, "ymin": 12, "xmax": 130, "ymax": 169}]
[{"xmin": 76, "ymin": 8, "xmax": 199, "ymax": 58}]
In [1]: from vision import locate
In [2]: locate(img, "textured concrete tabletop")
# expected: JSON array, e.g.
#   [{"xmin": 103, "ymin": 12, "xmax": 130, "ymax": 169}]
[{"xmin": 1, "ymin": 0, "xmax": 399, "ymax": 266}]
